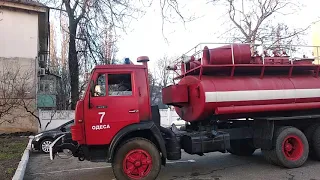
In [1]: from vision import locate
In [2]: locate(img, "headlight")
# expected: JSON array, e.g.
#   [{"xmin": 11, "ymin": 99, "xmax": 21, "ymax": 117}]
[{"xmin": 34, "ymin": 133, "xmax": 43, "ymax": 138}]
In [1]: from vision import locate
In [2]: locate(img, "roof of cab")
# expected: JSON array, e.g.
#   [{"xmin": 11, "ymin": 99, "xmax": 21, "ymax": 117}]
[{"xmin": 94, "ymin": 64, "xmax": 146, "ymax": 69}]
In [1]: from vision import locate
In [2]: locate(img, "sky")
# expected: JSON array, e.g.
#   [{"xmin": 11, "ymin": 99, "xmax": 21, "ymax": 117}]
[
  {"xmin": 47, "ymin": 0, "xmax": 320, "ymax": 71},
  {"xmin": 115, "ymin": 0, "xmax": 320, "ymax": 70}
]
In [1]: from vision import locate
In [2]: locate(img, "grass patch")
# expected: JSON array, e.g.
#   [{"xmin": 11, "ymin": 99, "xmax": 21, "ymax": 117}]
[
  {"xmin": 6, "ymin": 167, "xmax": 16, "ymax": 174},
  {"xmin": 0, "ymin": 142, "xmax": 26, "ymax": 160},
  {"xmin": 0, "ymin": 136, "xmax": 29, "ymax": 180}
]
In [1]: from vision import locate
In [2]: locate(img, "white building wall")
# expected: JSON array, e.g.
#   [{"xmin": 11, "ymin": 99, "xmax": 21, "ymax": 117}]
[
  {"xmin": 39, "ymin": 110, "xmax": 75, "ymax": 131},
  {"xmin": 0, "ymin": 8, "xmax": 40, "ymax": 133},
  {"xmin": 0, "ymin": 8, "xmax": 39, "ymax": 58}
]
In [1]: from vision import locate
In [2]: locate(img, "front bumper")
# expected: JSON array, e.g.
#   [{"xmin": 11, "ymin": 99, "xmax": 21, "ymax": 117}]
[
  {"xmin": 31, "ymin": 140, "xmax": 40, "ymax": 151},
  {"xmin": 30, "ymin": 136, "xmax": 42, "ymax": 151}
]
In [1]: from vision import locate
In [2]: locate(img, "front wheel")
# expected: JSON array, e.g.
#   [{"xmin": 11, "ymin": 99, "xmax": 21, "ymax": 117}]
[
  {"xmin": 40, "ymin": 139, "xmax": 53, "ymax": 153},
  {"xmin": 112, "ymin": 138, "xmax": 161, "ymax": 180}
]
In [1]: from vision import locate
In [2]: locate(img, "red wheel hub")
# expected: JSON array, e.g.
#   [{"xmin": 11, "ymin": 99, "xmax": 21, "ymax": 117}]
[
  {"xmin": 282, "ymin": 135, "xmax": 303, "ymax": 161},
  {"xmin": 123, "ymin": 149, "xmax": 153, "ymax": 179}
]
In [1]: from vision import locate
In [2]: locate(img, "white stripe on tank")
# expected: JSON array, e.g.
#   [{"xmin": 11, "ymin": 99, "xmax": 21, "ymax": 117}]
[{"xmin": 205, "ymin": 89, "xmax": 320, "ymax": 102}]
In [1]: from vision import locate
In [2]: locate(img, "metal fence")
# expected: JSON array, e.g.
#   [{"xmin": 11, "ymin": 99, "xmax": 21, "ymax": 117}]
[
  {"xmin": 166, "ymin": 42, "xmax": 320, "ymax": 80},
  {"xmin": 179, "ymin": 42, "xmax": 320, "ymax": 65}
]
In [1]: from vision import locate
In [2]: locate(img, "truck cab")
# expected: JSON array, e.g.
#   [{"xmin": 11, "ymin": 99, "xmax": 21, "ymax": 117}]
[
  {"xmin": 50, "ymin": 56, "xmax": 178, "ymax": 180},
  {"xmin": 75, "ymin": 63, "xmax": 151, "ymax": 146}
]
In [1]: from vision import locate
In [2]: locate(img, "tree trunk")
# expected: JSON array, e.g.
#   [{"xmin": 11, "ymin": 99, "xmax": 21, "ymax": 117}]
[{"xmin": 68, "ymin": 23, "xmax": 79, "ymax": 110}]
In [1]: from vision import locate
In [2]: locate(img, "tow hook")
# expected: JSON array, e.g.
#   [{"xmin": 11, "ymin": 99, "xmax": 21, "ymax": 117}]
[
  {"xmin": 77, "ymin": 147, "xmax": 85, "ymax": 161},
  {"xmin": 78, "ymin": 156, "xmax": 85, "ymax": 161}
]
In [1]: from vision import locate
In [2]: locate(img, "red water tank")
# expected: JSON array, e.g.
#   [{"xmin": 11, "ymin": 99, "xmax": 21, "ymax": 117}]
[
  {"xmin": 163, "ymin": 74, "xmax": 320, "ymax": 122},
  {"xmin": 208, "ymin": 44, "xmax": 251, "ymax": 64},
  {"xmin": 163, "ymin": 43, "xmax": 320, "ymax": 122}
]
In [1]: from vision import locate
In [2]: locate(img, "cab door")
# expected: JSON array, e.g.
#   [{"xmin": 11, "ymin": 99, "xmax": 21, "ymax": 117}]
[{"xmin": 84, "ymin": 70, "xmax": 139, "ymax": 145}]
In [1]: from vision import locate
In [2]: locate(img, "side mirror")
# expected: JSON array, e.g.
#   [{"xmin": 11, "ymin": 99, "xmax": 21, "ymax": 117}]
[
  {"xmin": 60, "ymin": 127, "xmax": 66, "ymax": 132},
  {"xmin": 89, "ymin": 80, "xmax": 95, "ymax": 96}
]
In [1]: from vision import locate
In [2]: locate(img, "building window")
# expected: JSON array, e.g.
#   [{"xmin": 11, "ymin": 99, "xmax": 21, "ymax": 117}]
[{"xmin": 39, "ymin": 80, "xmax": 55, "ymax": 94}]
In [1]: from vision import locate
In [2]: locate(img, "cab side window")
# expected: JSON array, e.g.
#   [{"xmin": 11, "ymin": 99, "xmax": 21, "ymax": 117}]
[
  {"xmin": 93, "ymin": 74, "xmax": 106, "ymax": 97},
  {"xmin": 108, "ymin": 73, "xmax": 132, "ymax": 96}
]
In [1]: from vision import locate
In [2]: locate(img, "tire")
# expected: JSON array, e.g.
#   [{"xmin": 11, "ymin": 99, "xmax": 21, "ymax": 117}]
[
  {"xmin": 228, "ymin": 139, "xmax": 256, "ymax": 156},
  {"xmin": 40, "ymin": 139, "xmax": 53, "ymax": 153},
  {"xmin": 266, "ymin": 126, "xmax": 309, "ymax": 168},
  {"xmin": 304, "ymin": 124, "xmax": 320, "ymax": 159},
  {"xmin": 311, "ymin": 126, "xmax": 320, "ymax": 160},
  {"xmin": 112, "ymin": 138, "xmax": 161, "ymax": 180}
]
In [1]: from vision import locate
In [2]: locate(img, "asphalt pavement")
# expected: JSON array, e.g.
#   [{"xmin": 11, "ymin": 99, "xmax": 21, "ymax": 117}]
[{"xmin": 25, "ymin": 150, "xmax": 320, "ymax": 180}]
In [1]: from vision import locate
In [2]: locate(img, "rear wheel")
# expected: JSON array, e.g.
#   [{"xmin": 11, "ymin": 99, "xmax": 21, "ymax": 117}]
[
  {"xmin": 112, "ymin": 138, "xmax": 161, "ymax": 180},
  {"xmin": 263, "ymin": 126, "xmax": 309, "ymax": 168},
  {"xmin": 228, "ymin": 139, "xmax": 256, "ymax": 156}
]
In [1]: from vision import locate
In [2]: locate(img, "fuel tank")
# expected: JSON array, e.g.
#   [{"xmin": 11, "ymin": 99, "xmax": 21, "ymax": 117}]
[{"xmin": 162, "ymin": 74, "xmax": 320, "ymax": 122}]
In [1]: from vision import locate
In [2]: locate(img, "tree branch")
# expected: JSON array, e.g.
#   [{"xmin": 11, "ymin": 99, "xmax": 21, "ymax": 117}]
[
  {"xmin": 22, "ymin": 100, "xmax": 41, "ymax": 129},
  {"xmin": 48, "ymin": 6, "xmax": 67, "ymax": 12},
  {"xmin": 75, "ymin": 0, "xmax": 88, "ymax": 24},
  {"xmin": 228, "ymin": 0, "xmax": 249, "ymax": 40}
]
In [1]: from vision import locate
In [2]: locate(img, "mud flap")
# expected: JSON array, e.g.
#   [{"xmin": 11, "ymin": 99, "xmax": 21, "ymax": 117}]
[
  {"xmin": 253, "ymin": 120, "xmax": 274, "ymax": 150},
  {"xmin": 49, "ymin": 134, "xmax": 65, "ymax": 160}
]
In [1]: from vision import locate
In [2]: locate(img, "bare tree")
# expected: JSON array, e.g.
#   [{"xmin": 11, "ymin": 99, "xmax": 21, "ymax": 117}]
[
  {"xmin": 40, "ymin": 0, "xmax": 191, "ymax": 109},
  {"xmin": 103, "ymin": 24, "xmax": 118, "ymax": 64},
  {"xmin": 39, "ymin": 0, "xmax": 144, "ymax": 109},
  {"xmin": 159, "ymin": 0, "xmax": 197, "ymax": 42},
  {"xmin": 0, "ymin": 71, "xmax": 20, "ymax": 125},
  {"xmin": 148, "ymin": 55, "xmax": 176, "ymax": 108},
  {"xmin": 212, "ymin": 0, "xmax": 315, "ymax": 48},
  {"xmin": 0, "ymin": 63, "xmax": 41, "ymax": 128},
  {"xmin": 49, "ymin": 21, "xmax": 58, "ymax": 67},
  {"xmin": 60, "ymin": 15, "xmax": 69, "ymax": 67},
  {"xmin": 46, "ymin": 21, "xmax": 71, "ymax": 110},
  {"xmin": 148, "ymin": 72, "xmax": 159, "ymax": 105},
  {"xmin": 155, "ymin": 55, "xmax": 175, "ymax": 88}
]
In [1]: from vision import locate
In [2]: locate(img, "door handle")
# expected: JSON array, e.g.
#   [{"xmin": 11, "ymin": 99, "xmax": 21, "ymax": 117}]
[
  {"xmin": 96, "ymin": 105, "xmax": 108, "ymax": 109},
  {"xmin": 129, "ymin": 110, "xmax": 139, "ymax": 113}
]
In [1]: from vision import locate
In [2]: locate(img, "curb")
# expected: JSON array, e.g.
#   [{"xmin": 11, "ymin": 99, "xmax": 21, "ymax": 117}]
[{"xmin": 12, "ymin": 137, "xmax": 33, "ymax": 180}]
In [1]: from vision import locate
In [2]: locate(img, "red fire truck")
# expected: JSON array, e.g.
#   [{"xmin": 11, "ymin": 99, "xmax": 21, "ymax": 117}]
[{"xmin": 50, "ymin": 43, "xmax": 320, "ymax": 180}]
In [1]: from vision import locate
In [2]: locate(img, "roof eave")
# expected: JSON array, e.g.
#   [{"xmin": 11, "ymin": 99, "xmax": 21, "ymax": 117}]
[{"xmin": 0, "ymin": 1, "xmax": 49, "ymax": 13}]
